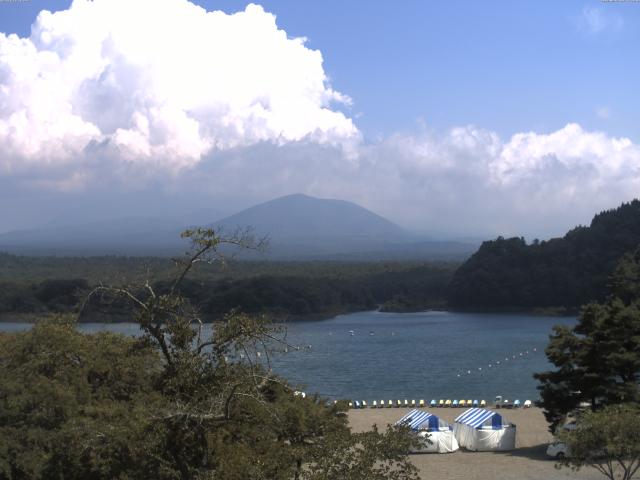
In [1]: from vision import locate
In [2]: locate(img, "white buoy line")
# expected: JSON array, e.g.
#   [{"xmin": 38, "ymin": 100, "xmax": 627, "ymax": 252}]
[{"xmin": 456, "ymin": 347, "xmax": 539, "ymax": 378}]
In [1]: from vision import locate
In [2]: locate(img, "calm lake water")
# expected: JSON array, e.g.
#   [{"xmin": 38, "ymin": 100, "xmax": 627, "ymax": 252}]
[{"xmin": 1, "ymin": 310, "xmax": 575, "ymax": 402}]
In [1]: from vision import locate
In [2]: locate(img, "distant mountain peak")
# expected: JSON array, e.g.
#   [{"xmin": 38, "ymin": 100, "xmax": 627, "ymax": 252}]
[{"xmin": 215, "ymin": 193, "xmax": 405, "ymax": 240}]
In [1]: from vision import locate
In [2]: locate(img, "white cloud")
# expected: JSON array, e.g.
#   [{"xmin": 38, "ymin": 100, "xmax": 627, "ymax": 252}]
[
  {"xmin": 0, "ymin": 0, "xmax": 358, "ymax": 177},
  {"xmin": 577, "ymin": 6, "xmax": 623, "ymax": 35},
  {"xmin": 361, "ymin": 124, "xmax": 640, "ymax": 236},
  {"xmin": 596, "ymin": 106, "xmax": 611, "ymax": 119}
]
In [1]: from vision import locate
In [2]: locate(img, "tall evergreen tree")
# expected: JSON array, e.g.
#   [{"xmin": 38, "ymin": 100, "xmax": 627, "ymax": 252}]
[{"xmin": 535, "ymin": 248, "xmax": 640, "ymax": 432}]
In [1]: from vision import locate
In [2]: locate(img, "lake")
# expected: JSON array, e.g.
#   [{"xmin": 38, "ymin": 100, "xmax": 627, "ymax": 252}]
[{"xmin": 0, "ymin": 310, "xmax": 574, "ymax": 403}]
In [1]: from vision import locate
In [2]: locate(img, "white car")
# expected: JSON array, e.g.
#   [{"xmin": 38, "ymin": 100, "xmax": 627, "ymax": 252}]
[{"xmin": 546, "ymin": 441, "xmax": 569, "ymax": 459}]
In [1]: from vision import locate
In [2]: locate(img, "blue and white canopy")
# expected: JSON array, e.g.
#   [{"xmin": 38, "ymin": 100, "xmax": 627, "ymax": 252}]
[
  {"xmin": 455, "ymin": 408, "xmax": 506, "ymax": 430},
  {"xmin": 395, "ymin": 409, "xmax": 451, "ymax": 431}
]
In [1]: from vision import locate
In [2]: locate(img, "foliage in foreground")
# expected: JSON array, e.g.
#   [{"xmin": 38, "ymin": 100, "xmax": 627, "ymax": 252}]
[
  {"xmin": 0, "ymin": 228, "xmax": 418, "ymax": 480},
  {"xmin": 535, "ymin": 247, "xmax": 640, "ymax": 432},
  {"xmin": 558, "ymin": 404, "xmax": 640, "ymax": 480}
]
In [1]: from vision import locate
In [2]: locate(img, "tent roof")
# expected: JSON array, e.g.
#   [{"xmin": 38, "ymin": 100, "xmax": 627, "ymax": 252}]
[
  {"xmin": 395, "ymin": 409, "xmax": 450, "ymax": 431},
  {"xmin": 455, "ymin": 408, "xmax": 505, "ymax": 429}
]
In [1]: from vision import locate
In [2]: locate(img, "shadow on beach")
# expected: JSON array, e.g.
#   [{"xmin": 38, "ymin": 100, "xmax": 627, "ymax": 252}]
[{"xmin": 494, "ymin": 444, "xmax": 551, "ymax": 461}]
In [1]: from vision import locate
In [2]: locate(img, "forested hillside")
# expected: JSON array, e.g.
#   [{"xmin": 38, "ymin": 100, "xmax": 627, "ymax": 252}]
[
  {"xmin": 448, "ymin": 200, "xmax": 640, "ymax": 310},
  {"xmin": 0, "ymin": 257, "xmax": 455, "ymax": 321}
]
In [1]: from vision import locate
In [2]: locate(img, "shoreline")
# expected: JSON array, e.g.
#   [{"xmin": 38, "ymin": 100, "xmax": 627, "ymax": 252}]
[{"xmin": 0, "ymin": 306, "xmax": 578, "ymax": 324}]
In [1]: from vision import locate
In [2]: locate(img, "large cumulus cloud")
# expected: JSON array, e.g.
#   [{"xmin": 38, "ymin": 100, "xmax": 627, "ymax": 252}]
[{"xmin": 0, "ymin": 0, "xmax": 357, "ymax": 178}]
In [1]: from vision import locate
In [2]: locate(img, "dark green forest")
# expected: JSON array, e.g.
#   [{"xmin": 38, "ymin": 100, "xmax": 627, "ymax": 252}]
[
  {"xmin": 448, "ymin": 200, "xmax": 640, "ymax": 311},
  {"xmin": 0, "ymin": 256, "xmax": 455, "ymax": 321}
]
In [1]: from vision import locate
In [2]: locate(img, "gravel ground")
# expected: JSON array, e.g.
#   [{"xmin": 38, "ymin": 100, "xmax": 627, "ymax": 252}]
[{"xmin": 348, "ymin": 407, "xmax": 603, "ymax": 480}]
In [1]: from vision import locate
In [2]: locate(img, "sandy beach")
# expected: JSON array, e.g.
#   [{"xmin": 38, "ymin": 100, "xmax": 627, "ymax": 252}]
[{"xmin": 349, "ymin": 407, "xmax": 602, "ymax": 480}]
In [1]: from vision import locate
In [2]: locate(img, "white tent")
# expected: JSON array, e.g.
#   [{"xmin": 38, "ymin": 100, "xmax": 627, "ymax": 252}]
[
  {"xmin": 396, "ymin": 409, "xmax": 459, "ymax": 453},
  {"xmin": 453, "ymin": 408, "xmax": 516, "ymax": 451}
]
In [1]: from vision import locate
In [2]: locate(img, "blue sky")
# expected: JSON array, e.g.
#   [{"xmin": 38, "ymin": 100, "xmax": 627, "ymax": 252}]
[
  {"xmin": 1, "ymin": 0, "xmax": 637, "ymax": 141},
  {"xmin": 0, "ymin": 0, "xmax": 638, "ymax": 237}
]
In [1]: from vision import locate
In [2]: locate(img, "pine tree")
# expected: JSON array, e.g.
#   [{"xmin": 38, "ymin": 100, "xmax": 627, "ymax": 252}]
[{"xmin": 535, "ymin": 248, "xmax": 640, "ymax": 432}]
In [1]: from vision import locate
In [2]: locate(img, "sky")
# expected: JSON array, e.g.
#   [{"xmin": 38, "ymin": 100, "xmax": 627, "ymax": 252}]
[{"xmin": 0, "ymin": 0, "xmax": 638, "ymax": 238}]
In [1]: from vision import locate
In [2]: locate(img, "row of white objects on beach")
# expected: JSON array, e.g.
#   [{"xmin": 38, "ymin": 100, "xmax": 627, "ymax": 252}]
[{"xmin": 347, "ymin": 399, "xmax": 532, "ymax": 409}]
